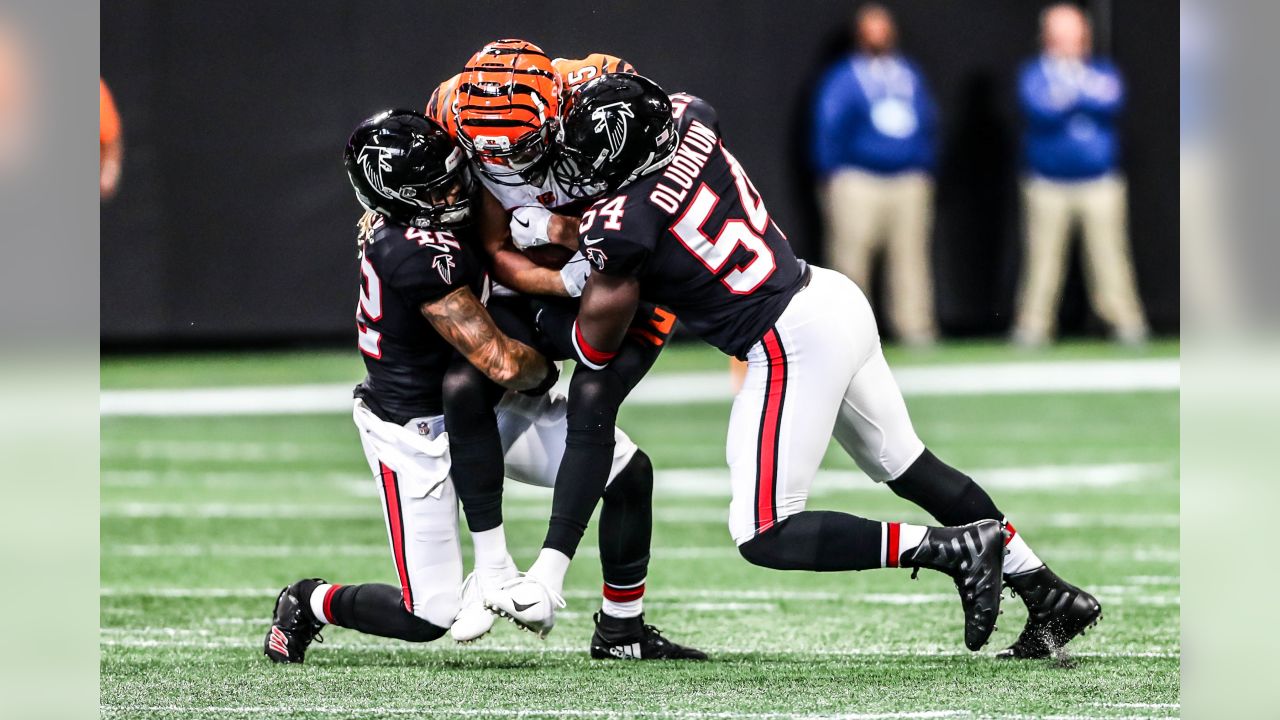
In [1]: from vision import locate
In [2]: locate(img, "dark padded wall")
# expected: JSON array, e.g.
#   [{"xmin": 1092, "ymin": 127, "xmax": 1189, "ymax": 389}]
[{"xmin": 100, "ymin": 0, "xmax": 1178, "ymax": 346}]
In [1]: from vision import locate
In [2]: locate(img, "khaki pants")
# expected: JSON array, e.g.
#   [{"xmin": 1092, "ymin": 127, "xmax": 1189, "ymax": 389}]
[
  {"xmin": 821, "ymin": 168, "xmax": 937, "ymax": 343},
  {"xmin": 1014, "ymin": 174, "xmax": 1149, "ymax": 343}
]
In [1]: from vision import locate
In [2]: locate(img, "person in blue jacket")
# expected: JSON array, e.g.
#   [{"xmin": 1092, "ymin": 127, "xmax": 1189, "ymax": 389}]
[
  {"xmin": 1013, "ymin": 3, "xmax": 1148, "ymax": 346},
  {"xmin": 811, "ymin": 3, "xmax": 938, "ymax": 346}
]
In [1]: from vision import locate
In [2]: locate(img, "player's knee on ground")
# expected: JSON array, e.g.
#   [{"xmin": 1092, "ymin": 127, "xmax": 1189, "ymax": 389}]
[
  {"xmin": 394, "ymin": 611, "xmax": 449, "ymax": 643},
  {"xmin": 889, "ymin": 449, "xmax": 1002, "ymax": 527},
  {"xmin": 330, "ymin": 584, "xmax": 449, "ymax": 643}
]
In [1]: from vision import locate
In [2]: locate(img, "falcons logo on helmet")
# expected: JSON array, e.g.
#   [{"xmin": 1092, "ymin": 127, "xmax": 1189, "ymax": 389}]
[
  {"xmin": 358, "ymin": 144, "xmax": 400, "ymax": 201},
  {"xmin": 591, "ymin": 101, "xmax": 635, "ymax": 161},
  {"xmin": 433, "ymin": 254, "xmax": 456, "ymax": 285}
]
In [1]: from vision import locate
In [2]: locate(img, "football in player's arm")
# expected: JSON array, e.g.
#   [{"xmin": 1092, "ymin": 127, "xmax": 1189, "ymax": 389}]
[
  {"xmin": 415, "ymin": 41, "xmax": 706, "ymax": 660},
  {"xmin": 362, "ymin": 210, "xmax": 554, "ymax": 393}
]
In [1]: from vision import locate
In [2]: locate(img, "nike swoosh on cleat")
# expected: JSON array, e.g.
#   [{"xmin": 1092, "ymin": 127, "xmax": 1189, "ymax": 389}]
[
  {"xmin": 514, "ymin": 216, "xmax": 530, "ymax": 228},
  {"xmin": 512, "ymin": 600, "xmax": 539, "ymax": 613}
]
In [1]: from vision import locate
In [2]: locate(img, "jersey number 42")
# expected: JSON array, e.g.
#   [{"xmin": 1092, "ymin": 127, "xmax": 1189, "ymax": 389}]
[{"xmin": 357, "ymin": 255, "xmax": 382, "ymax": 359}]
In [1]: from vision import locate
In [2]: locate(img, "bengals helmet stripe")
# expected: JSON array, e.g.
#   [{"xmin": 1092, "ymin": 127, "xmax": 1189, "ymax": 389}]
[
  {"xmin": 425, "ymin": 74, "xmax": 462, "ymax": 137},
  {"xmin": 453, "ymin": 39, "xmax": 561, "ymax": 186}
]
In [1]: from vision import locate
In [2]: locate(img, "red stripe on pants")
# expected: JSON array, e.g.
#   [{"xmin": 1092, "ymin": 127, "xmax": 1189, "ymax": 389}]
[
  {"xmin": 756, "ymin": 329, "xmax": 788, "ymax": 534},
  {"xmin": 380, "ymin": 462, "xmax": 413, "ymax": 613},
  {"xmin": 887, "ymin": 522, "xmax": 901, "ymax": 568}
]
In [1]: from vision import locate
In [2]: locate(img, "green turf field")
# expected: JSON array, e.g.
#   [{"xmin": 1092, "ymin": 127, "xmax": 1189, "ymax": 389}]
[{"xmin": 100, "ymin": 340, "xmax": 1179, "ymax": 719}]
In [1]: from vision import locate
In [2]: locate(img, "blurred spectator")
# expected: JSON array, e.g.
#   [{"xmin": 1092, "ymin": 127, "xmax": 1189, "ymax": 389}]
[
  {"xmin": 100, "ymin": 78, "xmax": 122, "ymax": 199},
  {"xmin": 0, "ymin": 19, "xmax": 32, "ymax": 180},
  {"xmin": 812, "ymin": 3, "xmax": 937, "ymax": 346},
  {"xmin": 1012, "ymin": 3, "xmax": 1148, "ymax": 346}
]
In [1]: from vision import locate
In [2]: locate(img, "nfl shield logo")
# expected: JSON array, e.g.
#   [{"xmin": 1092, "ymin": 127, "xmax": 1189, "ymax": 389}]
[{"xmin": 417, "ymin": 421, "xmax": 430, "ymax": 436}]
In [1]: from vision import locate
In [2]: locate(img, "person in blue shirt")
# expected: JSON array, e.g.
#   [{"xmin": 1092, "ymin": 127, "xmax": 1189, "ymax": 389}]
[
  {"xmin": 811, "ymin": 3, "xmax": 938, "ymax": 346},
  {"xmin": 1013, "ymin": 3, "xmax": 1148, "ymax": 346}
]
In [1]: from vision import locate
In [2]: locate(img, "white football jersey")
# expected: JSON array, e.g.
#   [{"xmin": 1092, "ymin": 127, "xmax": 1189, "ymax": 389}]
[{"xmin": 476, "ymin": 168, "xmax": 580, "ymax": 214}]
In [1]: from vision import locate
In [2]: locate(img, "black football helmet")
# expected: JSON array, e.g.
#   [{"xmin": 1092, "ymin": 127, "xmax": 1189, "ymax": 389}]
[
  {"xmin": 344, "ymin": 109, "xmax": 476, "ymax": 228},
  {"xmin": 552, "ymin": 73, "xmax": 678, "ymax": 200}
]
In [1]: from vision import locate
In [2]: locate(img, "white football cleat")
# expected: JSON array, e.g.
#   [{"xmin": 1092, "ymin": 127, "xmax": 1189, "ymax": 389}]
[
  {"xmin": 450, "ymin": 572, "xmax": 496, "ymax": 643},
  {"xmin": 484, "ymin": 574, "xmax": 565, "ymax": 638}
]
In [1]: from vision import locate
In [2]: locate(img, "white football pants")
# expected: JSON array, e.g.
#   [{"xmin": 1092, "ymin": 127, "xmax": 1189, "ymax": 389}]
[
  {"xmin": 353, "ymin": 390, "xmax": 638, "ymax": 625},
  {"xmin": 727, "ymin": 266, "xmax": 926, "ymax": 545}
]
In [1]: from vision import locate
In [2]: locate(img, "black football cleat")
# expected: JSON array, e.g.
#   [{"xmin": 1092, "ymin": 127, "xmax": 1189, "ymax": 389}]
[
  {"xmin": 264, "ymin": 578, "xmax": 325, "ymax": 664},
  {"xmin": 589, "ymin": 611, "xmax": 708, "ymax": 660},
  {"xmin": 902, "ymin": 519, "xmax": 1005, "ymax": 651},
  {"xmin": 997, "ymin": 566, "xmax": 1102, "ymax": 659}
]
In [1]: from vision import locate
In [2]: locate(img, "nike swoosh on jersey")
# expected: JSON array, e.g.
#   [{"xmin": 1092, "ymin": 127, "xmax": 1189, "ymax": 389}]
[
  {"xmin": 513, "ymin": 216, "xmax": 531, "ymax": 228},
  {"xmin": 583, "ymin": 237, "xmax": 605, "ymax": 246}
]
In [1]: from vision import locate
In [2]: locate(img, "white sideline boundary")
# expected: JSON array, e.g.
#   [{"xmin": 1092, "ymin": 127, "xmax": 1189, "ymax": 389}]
[{"xmin": 100, "ymin": 358, "xmax": 1178, "ymax": 416}]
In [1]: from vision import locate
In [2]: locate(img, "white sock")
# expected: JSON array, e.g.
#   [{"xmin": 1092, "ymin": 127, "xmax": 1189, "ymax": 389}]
[
  {"xmin": 1003, "ymin": 521, "xmax": 1045, "ymax": 575},
  {"xmin": 526, "ymin": 548, "xmax": 572, "ymax": 596},
  {"xmin": 883, "ymin": 522, "xmax": 928, "ymax": 567},
  {"xmin": 422, "ymin": 590, "xmax": 461, "ymax": 628},
  {"xmin": 308, "ymin": 583, "xmax": 336, "ymax": 624},
  {"xmin": 601, "ymin": 580, "xmax": 645, "ymax": 619},
  {"xmin": 471, "ymin": 525, "xmax": 515, "ymax": 574}
]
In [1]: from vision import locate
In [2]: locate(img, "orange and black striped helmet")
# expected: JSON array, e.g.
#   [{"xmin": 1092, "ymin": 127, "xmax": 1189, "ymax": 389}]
[{"xmin": 453, "ymin": 39, "xmax": 562, "ymax": 186}]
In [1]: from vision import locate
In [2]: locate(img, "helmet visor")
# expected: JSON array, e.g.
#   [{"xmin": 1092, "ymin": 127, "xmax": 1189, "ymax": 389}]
[
  {"xmin": 403, "ymin": 164, "xmax": 476, "ymax": 228},
  {"xmin": 468, "ymin": 124, "xmax": 554, "ymax": 186},
  {"xmin": 550, "ymin": 146, "xmax": 611, "ymax": 200}
]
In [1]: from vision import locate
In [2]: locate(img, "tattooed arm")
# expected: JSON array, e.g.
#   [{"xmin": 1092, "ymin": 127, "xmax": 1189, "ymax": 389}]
[{"xmin": 421, "ymin": 285, "xmax": 553, "ymax": 391}]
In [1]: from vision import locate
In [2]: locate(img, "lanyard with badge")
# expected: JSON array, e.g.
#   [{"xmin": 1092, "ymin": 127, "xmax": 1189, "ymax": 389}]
[{"xmin": 853, "ymin": 56, "xmax": 918, "ymax": 139}]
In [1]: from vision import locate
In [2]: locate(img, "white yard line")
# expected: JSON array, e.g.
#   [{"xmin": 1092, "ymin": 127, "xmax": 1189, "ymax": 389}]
[
  {"xmin": 101, "ymin": 462, "xmax": 1172, "ymax": 495},
  {"xmin": 99, "ymin": 500, "xmax": 1178, "ymax": 530},
  {"xmin": 98, "ymin": 586, "xmax": 1177, "ymax": 606},
  {"xmin": 99, "ymin": 706, "xmax": 976, "ymax": 720},
  {"xmin": 96, "ymin": 635, "xmax": 1178, "ymax": 661},
  {"xmin": 102, "ymin": 543, "xmax": 1178, "ymax": 565},
  {"xmin": 100, "ymin": 358, "xmax": 1178, "ymax": 417}
]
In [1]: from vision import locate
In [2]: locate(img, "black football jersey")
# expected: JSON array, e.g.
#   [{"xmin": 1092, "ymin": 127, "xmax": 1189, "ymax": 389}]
[
  {"xmin": 353, "ymin": 213, "xmax": 487, "ymax": 423},
  {"xmin": 579, "ymin": 94, "xmax": 808, "ymax": 358}
]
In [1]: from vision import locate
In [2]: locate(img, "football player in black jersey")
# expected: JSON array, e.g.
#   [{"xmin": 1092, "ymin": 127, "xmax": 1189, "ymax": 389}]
[
  {"xmin": 421, "ymin": 42, "xmax": 699, "ymax": 653},
  {"xmin": 264, "ymin": 110, "xmax": 703, "ymax": 663},
  {"xmin": 488, "ymin": 74, "xmax": 1102, "ymax": 658}
]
